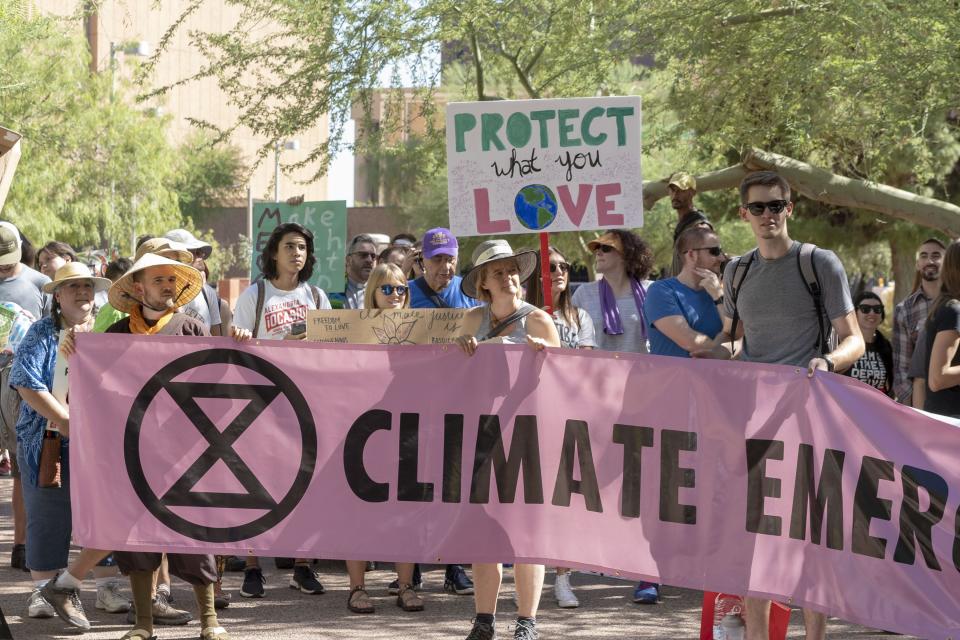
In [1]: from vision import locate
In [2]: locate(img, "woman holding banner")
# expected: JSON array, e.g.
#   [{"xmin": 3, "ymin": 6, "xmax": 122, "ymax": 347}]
[
  {"xmin": 11, "ymin": 263, "xmax": 114, "ymax": 631},
  {"xmin": 925, "ymin": 240, "xmax": 960, "ymax": 417},
  {"xmin": 345, "ymin": 262, "xmax": 425, "ymax": 614},
  {"xmin": 455, "ymin": 239, "xmax": 560, "ymax": 640}
]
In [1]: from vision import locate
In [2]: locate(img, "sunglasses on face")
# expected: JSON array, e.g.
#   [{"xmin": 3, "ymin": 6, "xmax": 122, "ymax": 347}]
[
  {"xmin": 379, "ymin": 284, "xmax": 407, "ymax": 296},
  {"xmin": 549, "ymin": 262, "xmax": 570, "ymax": 274},
  {"xmin": 858, "ymin": 304, "xmax": 883, "ymax": 315},
  {"xmin": 692, "ymin": 246, "xmax": 723, "ymax": 257},
  {"xmin": 744, "ymin": 200, "xmax": 789, "ymax": 216},
  {"xmin": 351, "ymin": 251, "xmax": 377, "ymax": 261},
  {"xmin": 596, "ymin": 244, "xmax": 616, "ymax": 254}
]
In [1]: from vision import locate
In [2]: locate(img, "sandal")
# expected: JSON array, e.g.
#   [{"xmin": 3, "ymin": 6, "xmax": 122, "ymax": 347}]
[
  {"xmin": 396, "ymin": 583, "xmax": 424, "ymax": 612},
  {"xmin": 347, "ymin": 586, "xmax": 375, "ymax": 614},
  {"xmin": 200, "ymin": 626, "xmax": 231, "ymax": 640},
  {"xmin": 120, "ymin": 630, "xmax": 156, "ymax": 640}
]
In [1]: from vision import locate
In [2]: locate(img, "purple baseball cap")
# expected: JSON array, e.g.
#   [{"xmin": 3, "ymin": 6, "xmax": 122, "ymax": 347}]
[{"xmin": 421, "ymin": 227, "xmax": 458, "ymax": 258}]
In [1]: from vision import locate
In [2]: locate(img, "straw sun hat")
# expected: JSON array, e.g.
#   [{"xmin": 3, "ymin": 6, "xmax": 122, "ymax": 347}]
[
  {"xmin": 460, "ymin": 239, "xmax": 538, "ymax": 300},
  {"xmin": 41, "ymin": 262, "xmax": 111, "ymax": 294},
  {"xmin": 108, "ymin": 253, "xmax": 203, "ymax": 314}
]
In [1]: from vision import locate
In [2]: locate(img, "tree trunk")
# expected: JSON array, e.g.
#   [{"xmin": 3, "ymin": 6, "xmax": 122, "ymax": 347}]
[{"xmin": 889, "ymin": 234, "xmax": 919, "ymax": 305}]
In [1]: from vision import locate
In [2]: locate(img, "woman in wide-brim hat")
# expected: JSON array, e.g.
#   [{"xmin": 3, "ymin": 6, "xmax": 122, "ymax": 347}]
[
  {"xmin": 454, "ymin": 239, "xmax": 559, "ymax": 640},
  {"xmin": 10, "ymin": 262, "xmax": 112, "ymax": 630}
]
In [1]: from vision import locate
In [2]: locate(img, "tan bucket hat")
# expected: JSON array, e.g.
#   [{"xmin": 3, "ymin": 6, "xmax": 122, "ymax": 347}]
[
  {"xmin": 42, "ymin": 262, "xmax": 111, "ymax": 294},
  {"xmin": 108, "ymin": 253, "xmax": 203, "ymax": 314},
  {"xmin": 460, "ymin": 239, "xmax": 538, "ymax": 300}
]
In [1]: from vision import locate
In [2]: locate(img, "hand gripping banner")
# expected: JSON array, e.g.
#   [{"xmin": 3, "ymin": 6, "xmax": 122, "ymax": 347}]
[{"xmin": 70, "ymin": 334, "xmax": 960, "ymax": 638}]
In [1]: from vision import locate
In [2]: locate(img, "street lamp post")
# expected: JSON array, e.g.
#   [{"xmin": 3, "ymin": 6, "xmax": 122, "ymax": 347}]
[{"xmin": 274, "ymin": 139, "xmax": 300, "ymax": 202}]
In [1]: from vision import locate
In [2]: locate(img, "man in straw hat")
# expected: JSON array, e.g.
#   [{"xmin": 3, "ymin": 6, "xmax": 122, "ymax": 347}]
[{"xmin": 99, "ymin": 253, "xmax": 230, "ymax": 640}]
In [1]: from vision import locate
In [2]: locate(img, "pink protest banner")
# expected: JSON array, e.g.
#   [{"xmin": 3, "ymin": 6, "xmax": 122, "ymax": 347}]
[{"xmin": 70, "ymin": 333, "xmax": 960, "ymax": 638}]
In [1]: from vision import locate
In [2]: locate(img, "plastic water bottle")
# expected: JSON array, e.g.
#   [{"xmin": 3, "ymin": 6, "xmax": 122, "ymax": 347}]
[
  {"xmin": 721, "ymin": 613, "xmax": 746, "ymax": 640},
  {"xmin": 712, "ymin": 594, "xmax": 744, "ymax": 640}
]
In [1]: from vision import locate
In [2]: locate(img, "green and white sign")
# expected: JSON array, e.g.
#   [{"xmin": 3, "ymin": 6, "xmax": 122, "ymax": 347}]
[{"xmin": 251, "ymin": 200, "xmax": 347, "ymax": 293}]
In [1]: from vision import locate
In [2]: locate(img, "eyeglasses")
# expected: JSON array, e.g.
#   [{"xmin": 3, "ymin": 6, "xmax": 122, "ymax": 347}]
[
  {"xmin": 858, "ymin": 304, "xmax": 884, "ymax": 315},
  {"xmin": 744, "ymin": 200, "xmax": 789, "ymax": 216},
  {"xmin": 595, "ymin": 244, "xmax": 616, "ymax": 254},
  {"xmin": 692, "ymin": 246, "xmax": 723, "ymax": 257},
  {"xmin": 351, "ymin": 251, "xmax": 377, "ymax": 261},
  {"xmin": 549, "ymin": 262, "xmax": 570, "ymax": 274},
  {"xmin": 379, "ymin": 284, "xmax": 407, "ymax": 296}
]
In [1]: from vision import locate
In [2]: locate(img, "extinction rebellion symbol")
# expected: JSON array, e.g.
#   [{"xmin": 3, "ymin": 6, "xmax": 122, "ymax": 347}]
[{"xmin": 124, "ymin": 349, "xmax": 317, "ymax": 542}]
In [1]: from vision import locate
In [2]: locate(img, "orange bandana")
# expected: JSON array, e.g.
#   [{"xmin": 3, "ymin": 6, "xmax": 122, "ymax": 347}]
[{"xmin": 127, "ymin": 305, "xmax": 174, "ymax": 335}]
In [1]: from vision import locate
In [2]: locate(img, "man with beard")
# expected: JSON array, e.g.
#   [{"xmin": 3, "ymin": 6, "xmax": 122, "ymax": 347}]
[
  {"xmin": 645, "ymin": 227, "xmax": 725, "ymax": 358},
  {"xmin": 330, "ymin": 234, "xmax": 378, "ymax": 309},
  {"xmin": 893, "ymin": 237, "xmax": 944, "ymax": 405},
  {"xmin": 102, "ymin": 253, "xmax": 230, "ymax": 640},
  {"xmin": 408, "ymin": 228, "xmax": 480, "ymax": 310},
  {"xmin": 666, "ymin": 173, "xmax": 714, "ymax": 276}
]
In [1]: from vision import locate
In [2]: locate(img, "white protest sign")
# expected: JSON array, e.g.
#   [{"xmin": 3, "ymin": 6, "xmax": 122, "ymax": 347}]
[{"xmin": 445, "ymin": 96, "xmax": 642, "ymax": 237}]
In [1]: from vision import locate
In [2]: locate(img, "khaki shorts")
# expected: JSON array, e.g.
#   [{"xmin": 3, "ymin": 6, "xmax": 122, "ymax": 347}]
[{"xmin": 0, "ymin": 359, "xmax": 22, "ymax": 478}]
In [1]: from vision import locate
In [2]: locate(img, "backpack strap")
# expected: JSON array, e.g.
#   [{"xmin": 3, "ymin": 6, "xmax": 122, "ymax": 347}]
[
  {"xmin": 728, "ymin": 249, "xmax": 757, "ymax": 352},
  {"xmin": 252, "ymin": 280, "xmax": 266, "ymax": 338},
  {"xmin": 310, "ymin": 285, "xmax": 322, "ymax": 309},
  {"xmin": 797, "ymin": 242, "xmax": 829, "ymax": 355},
  {"xmin": 413, "ymin": 276, "xmax": 449, "ymax": 309},
  {"xmin": 481, "ymin": 304, "xmax": 537, "ymax": 341}
]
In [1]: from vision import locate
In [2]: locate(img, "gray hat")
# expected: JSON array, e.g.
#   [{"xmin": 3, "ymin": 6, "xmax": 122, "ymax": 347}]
[
  {"xmin": 164, "ymin": 229, "xmax": 212, "ymax": 260},
  {"xmin": 460, "ymin": 239, "xmax": 538, "ymax": 300}
]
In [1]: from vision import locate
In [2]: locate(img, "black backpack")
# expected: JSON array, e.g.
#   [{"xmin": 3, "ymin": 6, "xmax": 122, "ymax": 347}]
[{"xmin": 729, "ymin": 243, "xmax": 835, "ymax": 356}]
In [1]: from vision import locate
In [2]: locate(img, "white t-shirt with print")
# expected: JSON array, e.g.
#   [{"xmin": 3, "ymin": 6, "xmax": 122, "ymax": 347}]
[{"xmin": 233, "ymin": 280, "xmax": 332, "ymax": 339}]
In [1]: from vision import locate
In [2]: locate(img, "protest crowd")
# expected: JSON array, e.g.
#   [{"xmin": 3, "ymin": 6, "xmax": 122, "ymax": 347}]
[{"xmin": 0, "ymin": 168, "xmax": 955, "ymax": 640}]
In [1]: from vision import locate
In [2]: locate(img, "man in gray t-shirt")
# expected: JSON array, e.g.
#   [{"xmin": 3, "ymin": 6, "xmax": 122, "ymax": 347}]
[
  {"xmin": 696, "ymin": 172, "xmax": 863, "ymax": 640},
  {"xmin": 0, "ymin": 225, "xmax": 49, "ymax": 321}
]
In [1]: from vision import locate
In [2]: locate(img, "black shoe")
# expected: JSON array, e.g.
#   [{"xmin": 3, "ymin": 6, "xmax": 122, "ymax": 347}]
[
  {"xmin": 11, "ymin": 543, "xmax": 25, "ymax": 570},
  {"xmin": 445, "ymin": 565, "xmax": 475, "ymax": 595},
  {"xmin": 274, "ymin": 557, "xmax": 295, "ymax": 570},
  {"xmin": 289, "ymin": 564, "xmax": 325, "ymax": 594},
  {"xmin": 224, "ymin": 556, "xmax": 247, "ymax": 572},
  {"xmin": 465, "ymin": 619, "xmax": 496, "ymax": 640},
  {"xmin": 240, "ymin": 567, "xmax": 266, "ymax": 598},
  {"xmin": 512, "ymin": 619, "xmax": 538, "ymax": 640}
]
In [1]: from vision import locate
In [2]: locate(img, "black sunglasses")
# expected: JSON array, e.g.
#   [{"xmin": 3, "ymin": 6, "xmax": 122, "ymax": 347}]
[
  {"xmin": 692, "ymin": 246, "xmax": 723, "ymax": 257},
  {"xmin": 351, "ymin": 251, "xmax": 377, "ymax": 260},
  {"xmin": 549, "ymin": 262, "xmax": 570, "ymax": 274},
  {"xmin": 379, "ymin": 284, "xmax": 407, "ymax": 296},
  {"xmin": 596, "ymin": 244, "xmax": 616, "ymax": 253},
  {"xmin": 744, "ymin": 200, "xmax": 789, "ymax": 216},
  {"xmin": 858, "ymin": 303, "xmax": 883, "ymax": 314}
]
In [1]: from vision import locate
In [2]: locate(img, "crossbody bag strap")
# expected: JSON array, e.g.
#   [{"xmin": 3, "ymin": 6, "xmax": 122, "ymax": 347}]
[
  {"xmin": 481, "ymin": 305, "xmax": 536, "ymax": 341},
  {"xmin": 414, "ymin": 276, "xmax": 449, "ymax": 309},
  {"xmin": 252, "ymin": 280, "xmax": 265, "ymax": 338}
]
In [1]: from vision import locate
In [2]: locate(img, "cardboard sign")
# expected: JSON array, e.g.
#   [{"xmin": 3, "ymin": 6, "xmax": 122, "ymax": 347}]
[
  {"xmin": 251, "ymin": 201, "xmax": 347, "ymax": 293},
  {"xmin": 0, "ymin": 126, "xmax": 22, "ymax": 215},
  {"xmin": 307, "ymin": 308, "xmax": 467, "ymax": 344},
  {"xmin": 445, "ymin": 97, "xmax": 642, "ymax": 236}
]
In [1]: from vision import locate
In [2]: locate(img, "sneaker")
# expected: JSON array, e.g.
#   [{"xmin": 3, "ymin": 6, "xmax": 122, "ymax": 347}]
[
  {"xmin": 10, "ymin": 543, "xmax": 25, "ymax": 570},
  {"xmin": 27, "ymin": 589, "xmax": 54, "ymax": 618},
  {"xmin": 96, "ymin": 581, "xmax": 131, "ymax": 613},
  {"xmin": 39, "ymin": 574, "xmax": 91, "ymax": 630},
  {"xmin": 445, "ymin": 565, "xmax": 474, "ymax": 595},
  {"xmin": 224, "ymin": 555, "xmax": 247, "ymax": 572},
  {"xmin": 153, "ymin": 591, "xmax": 192, "ymax": 625},
  {"xmin": 632, "ymin": 581, "xmax": 659, "ymax": 604},
  {"xmin": 240, "ymin": 567, "xmax": 266, "ymax": 598},
  {"xmin": 554, "ymin": 572, "xmax": 579, "ymax": 608},
  {"xmin": 289, "ymin": 564, "xmax": 325, "ymax": 594},
  {"xmin": 465, "ymin": 619, "xmax": 497, "ymax": 640},
  {"xmin": 512, "ymin": 619, "xmax": 538, "ymax": 640}
]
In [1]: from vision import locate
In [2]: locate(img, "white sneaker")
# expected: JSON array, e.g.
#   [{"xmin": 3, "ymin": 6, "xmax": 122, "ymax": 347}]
[
  {"xmin": 554, "ymin": 572, "xmax": 579, "ymax": 608},
  {"xmin": 96, "ymin": 581, "xmax": 132, "ymax": 613},
  {"xmin": 28, "ymin": 589, "xmax": 55, "ymax": 618}
]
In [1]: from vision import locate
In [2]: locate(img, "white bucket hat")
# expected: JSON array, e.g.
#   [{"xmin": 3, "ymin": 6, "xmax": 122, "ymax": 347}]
[{"xmin": 460, "ymin": 239, "xmax": 538, "ymax": 300}]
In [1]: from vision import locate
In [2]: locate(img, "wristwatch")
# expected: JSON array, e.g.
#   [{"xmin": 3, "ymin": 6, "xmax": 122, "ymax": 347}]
[
  {"xmin": 823, "ymin": 355, "xmax": 835, "ymax": 372},
  {"xmin": 713, "ymin": 295, "xmax": 724, "ymax": 306}
]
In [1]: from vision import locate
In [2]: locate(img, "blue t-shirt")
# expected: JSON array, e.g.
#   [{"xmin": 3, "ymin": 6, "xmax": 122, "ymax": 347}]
[
  {"xmin": 643, "ymin": 278, "xmax": 722, "ymax": 358},
  {"xmin": 408, "ymin": 275, "xmax": 480, "ymax": 309}
]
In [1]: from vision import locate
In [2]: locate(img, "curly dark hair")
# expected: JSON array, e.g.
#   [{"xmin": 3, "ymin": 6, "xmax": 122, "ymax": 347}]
[
  {"xmin": 607, "ymin": 229, "xmax": 654, "ymax": 281},
  {"xmin": 258, "ymin": 222, "xmax": 316, "ymax": 283}
]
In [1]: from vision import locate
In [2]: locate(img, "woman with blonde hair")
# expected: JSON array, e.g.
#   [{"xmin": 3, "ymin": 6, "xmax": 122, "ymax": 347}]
[{"xmin": 347, "ymin": 262, "xmax": 423, "ymax": 614}]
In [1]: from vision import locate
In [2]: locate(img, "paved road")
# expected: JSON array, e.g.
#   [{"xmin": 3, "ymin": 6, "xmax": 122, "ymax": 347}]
[{"xmin": 0, "ymin": 478, "xmax": 910, "ymax": 640}]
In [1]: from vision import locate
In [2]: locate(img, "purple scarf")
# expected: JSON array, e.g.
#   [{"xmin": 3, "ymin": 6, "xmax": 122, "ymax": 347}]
[{"xmin": 599, "ymin": 277, "xmax": 647, "ymax": 337}]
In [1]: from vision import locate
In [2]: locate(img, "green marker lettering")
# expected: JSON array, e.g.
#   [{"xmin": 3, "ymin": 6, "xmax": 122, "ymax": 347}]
[
  {"xmin": 580, "ymin": 107, "xmax": 607, "ymax": 145},
  {"xmin": 605, "ymin": 107, "xmax": 635, "ymax": 146},
  {"xmin": 454, "ymin": 113, "xmax": 477, "ymax": 152},
  {"xmin": 506, "ymin": 112, "xmax": 532, "ymax": 148},
  {"xmin": 558, "ymin": 109, "xmax": 581, "ymax": 147},
  {"xmin": 481, "ymin": 113, "xmax": 506, "ymax": 151},
  {"xmin": 529, "ymin": 110, "xmax": 556, "ymax": 148}
]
